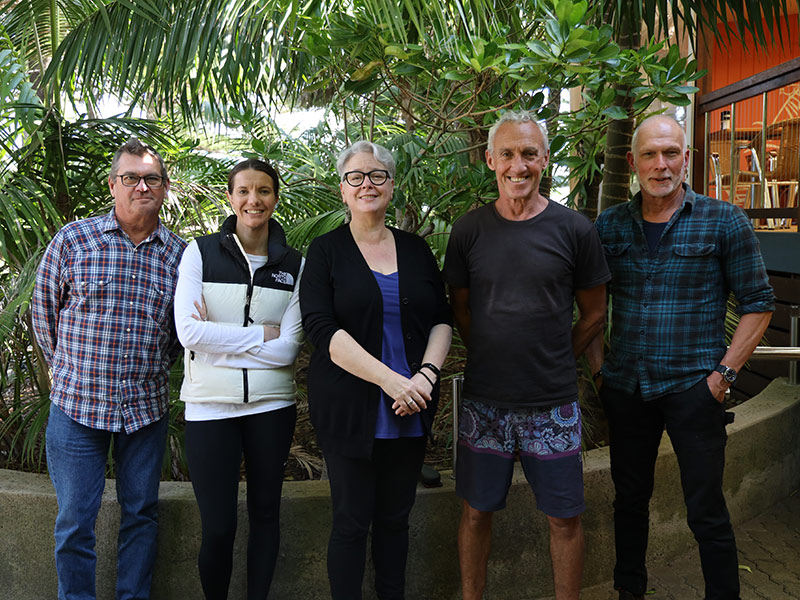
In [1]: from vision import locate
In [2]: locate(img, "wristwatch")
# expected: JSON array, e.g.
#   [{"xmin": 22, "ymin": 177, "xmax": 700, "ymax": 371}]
[{"xmin": 714, "ymin": 364, "xmax": 738, "ymax": 384}]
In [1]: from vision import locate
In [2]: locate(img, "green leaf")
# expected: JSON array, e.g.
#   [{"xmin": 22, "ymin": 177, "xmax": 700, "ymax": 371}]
[
  {"xmin": 555, "ymin": 0, "xmax": 572, "ymax": 23},
  {"xmin": 550, "ymin": 134, "xmax": 567, "ymax": 153},
  {"xmin": 444, "ymin": 70, "xmax": 472, "ymax": 81},
  {"xmin": 560, "ymin": 156, "xmax": 584, "ymax": 167},
  {"xmin": 526, "ymin": 40, "xmax": 550, "ymax": 58},
  {"xmin": 351, "ymin": 60, "xmax": 382, "ymax": 81},
  {"xmin": 545, "ymin": 19, "xmax": 563, "ymax": 45},
  {"xmin": 666, "ymin": 43, "xmax": 681, "ymax": 65},
  {"xmin": 343, "ymin": 77, "xmax": 382, "ymax": 94},
  {"xmin": 567, "ymin": 1, "xmax": 588, "ymax": 27},
  {"xmin": 594, "ymin": 45, "xmax": 620, "ymax": 62},
  {"xmin": 602, "ymin": 106, "xmax": 629, "ymax": 120},
  {"xmin": 393, "ymin": 63, "xmax": 424, "ymax": 76},
  {"xmin": 565, "ymin": 48, "xmax": 591, "ymax": 62},
  {"xmin": 384, "ymin": 45, "xmax": 410, "ymax": 59},
  {"xmin": 600, "ymin": 88, "xmax": 616, "ymax": 105},
  {"xmin": 665, "ymin": 94, "xmax": 692, "ymax": 106}
]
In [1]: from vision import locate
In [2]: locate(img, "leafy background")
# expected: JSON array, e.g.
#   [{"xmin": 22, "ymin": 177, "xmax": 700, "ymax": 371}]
[{"xmin": 0, "ymin": 0, "xmax": 791, "ymax": 479}]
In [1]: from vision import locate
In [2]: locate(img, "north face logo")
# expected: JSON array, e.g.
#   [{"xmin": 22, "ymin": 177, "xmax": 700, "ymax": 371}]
[{"xmin": 272, "ymin": 271, "xmax": 294, "ymax": 285}]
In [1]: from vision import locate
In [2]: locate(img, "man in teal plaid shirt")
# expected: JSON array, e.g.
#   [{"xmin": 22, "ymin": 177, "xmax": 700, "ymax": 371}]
[{"xmin": 590, "ymin": 115, "xmax": 773, "ymax": 600}]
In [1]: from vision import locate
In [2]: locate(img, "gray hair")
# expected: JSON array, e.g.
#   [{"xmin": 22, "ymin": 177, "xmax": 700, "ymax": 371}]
[
  {"xmin": 110, "ymin": 137, "xmax": 168, "ymax": 180},
  {"xmin": 487, "ymin": 110, "xmax": 549, "ymax": 154},
  {"xmin": 336, "ymin": 140, "xmax": 396, "ymax": 179},
  {"xmin": 630, "ymin": 114, "xmax": 687, "ymax": 156}
]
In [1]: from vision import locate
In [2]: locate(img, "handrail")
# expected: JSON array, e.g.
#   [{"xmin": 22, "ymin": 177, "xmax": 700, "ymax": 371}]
[{"xmin": 750, "ymin": 347, "xmax": 800, "ymax": 359}]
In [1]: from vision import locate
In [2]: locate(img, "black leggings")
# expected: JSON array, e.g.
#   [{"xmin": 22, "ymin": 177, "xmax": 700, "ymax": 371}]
[
  {"xmin": 324, "ymin": 436, "xmax": 427, "ymax": 600},
  {"xmin": 185, "ymin": 405, "xmax": 297, "ymax": 600}
]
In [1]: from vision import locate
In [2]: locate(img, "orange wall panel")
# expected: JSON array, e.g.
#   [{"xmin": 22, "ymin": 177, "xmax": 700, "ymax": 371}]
[{"xmin": 710, "ymin": 18, "xmax": 799, "ymax": 91}]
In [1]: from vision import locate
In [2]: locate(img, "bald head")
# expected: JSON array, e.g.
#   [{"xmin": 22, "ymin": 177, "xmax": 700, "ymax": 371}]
[{"xmin": 630, "ymin": 115, "xmax": 687, "ymax": 157}]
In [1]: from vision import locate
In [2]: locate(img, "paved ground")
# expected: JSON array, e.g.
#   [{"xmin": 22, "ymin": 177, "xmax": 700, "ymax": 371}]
[{"xmin": 535, "ymin": 492, "xmax": 800, "ymax": 600}]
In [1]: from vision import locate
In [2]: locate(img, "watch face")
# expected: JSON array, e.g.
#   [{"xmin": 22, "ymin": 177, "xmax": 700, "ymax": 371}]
[{"xmin": 722, "ymin": 367, "xmax": 737, "ymax": 383}]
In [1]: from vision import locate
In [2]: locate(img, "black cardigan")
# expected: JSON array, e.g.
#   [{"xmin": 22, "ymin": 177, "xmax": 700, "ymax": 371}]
[{"xmin": 300, "ymin": 224, "xmax": 452, "ymax": 458}]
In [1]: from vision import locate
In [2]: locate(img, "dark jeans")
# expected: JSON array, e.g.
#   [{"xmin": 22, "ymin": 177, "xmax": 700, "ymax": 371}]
[
  {"xmin": 324, "ymin": 436, "xmax": 427, "ymax": 600},
  {"xmin": 185, "ymin": 405, "xmax": 297, "ymax": 600},
  {"xmin": 601, "ymin": 380, "xmax": 740, "ymax": 600}
]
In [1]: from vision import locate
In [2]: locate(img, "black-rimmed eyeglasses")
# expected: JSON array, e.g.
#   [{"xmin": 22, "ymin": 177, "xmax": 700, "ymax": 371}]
[
  {"xmin": 115, "ymin": 174, "xmax": 166, "ymax": 188},
  {"xmin": 342, "ymin": 170, "xmax": 391, "ymax": 187}
]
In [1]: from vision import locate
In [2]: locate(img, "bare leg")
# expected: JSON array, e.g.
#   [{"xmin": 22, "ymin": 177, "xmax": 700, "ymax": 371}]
[
  {"xmin": 548, "ymin": 515, "xmax": 584, "ymax": 600},
  {"xmin": 458, "ymin": 500, "xmax": 494, "ymax": 600}
]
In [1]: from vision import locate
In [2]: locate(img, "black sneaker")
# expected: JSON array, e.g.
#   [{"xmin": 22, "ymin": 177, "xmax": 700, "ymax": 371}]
[{"xmin": 617, "ymin": 589, "xmax": 644, "ymax": 600}]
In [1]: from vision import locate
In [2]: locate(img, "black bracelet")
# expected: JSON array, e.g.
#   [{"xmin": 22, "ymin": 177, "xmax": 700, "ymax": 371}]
[
  {"xmin": 420, "ymin": 362, "xmax": 441, "ymax": 379},
  {"xmin": 417, "ymin": 369, "xmax": 435, "ymax": 388},
  {"xmin": 592, "ymin": 370, "xmax": 603, "ymax": 382}
]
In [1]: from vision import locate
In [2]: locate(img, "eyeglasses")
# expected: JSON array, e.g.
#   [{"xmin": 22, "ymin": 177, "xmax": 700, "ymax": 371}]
[
  {"xmin": 342, "ymin": 170, "xmax": 391, "ymax": 187},
  {"xmin": 116, "ymin": 174, "xmax": 166, "ymax": 188}
]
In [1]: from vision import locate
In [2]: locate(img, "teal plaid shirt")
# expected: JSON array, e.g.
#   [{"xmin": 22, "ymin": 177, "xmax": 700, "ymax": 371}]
[{"xmin": 595, "ymin": 185, "xmax": 774, "ymax": 401}]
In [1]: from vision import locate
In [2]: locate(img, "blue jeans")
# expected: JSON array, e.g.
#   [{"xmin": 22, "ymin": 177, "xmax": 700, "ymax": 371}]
[
  {"xmin": 601, "ymin": 380, "xmax": 739, "ymax": 600},
  {"xmin": 46, "ymin": 403, "xmax": 168, "ymax": 600}
]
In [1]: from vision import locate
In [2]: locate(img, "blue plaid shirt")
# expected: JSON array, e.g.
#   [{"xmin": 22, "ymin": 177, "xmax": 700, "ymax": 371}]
[
  {"xmin": 595, "ymin": 185, "xmax": 774, "ymax": 401},
  {"xmin": 32, "ymin": 210, "xmax": 186, "ymax": 433}
]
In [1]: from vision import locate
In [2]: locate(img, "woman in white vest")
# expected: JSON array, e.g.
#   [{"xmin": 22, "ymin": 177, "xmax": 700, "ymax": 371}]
[{"xmin": 174, "ymin": 159, "xmax": 304, "ymax": 599}]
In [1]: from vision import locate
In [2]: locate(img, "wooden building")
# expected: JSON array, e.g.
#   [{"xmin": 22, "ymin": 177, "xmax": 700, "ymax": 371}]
[{"xmin": 692, "ymin": 3, "xmax": 800, "ymax": 400}]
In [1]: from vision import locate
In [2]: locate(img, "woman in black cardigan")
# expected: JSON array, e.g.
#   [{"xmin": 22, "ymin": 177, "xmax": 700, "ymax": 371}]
[{"xmin": 300, "ymin": 140, "xmax": 452, "ymax": 600}]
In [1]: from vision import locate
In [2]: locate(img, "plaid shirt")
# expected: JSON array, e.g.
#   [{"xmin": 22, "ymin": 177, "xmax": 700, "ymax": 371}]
[
  {"xmin": 595, "ymin": 185, "xmax": 774, "ymax": 401},
  {"xmin": 32, "ymin": 210, "xmax": 186, "ymax": 433}
]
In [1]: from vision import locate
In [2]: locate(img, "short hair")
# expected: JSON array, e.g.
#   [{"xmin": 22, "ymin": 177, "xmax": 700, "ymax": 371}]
[
  {"xmin": 336, "ymin": 140, "xmax": 396, "ymax": 179},
  {"xmin": 227, "ymin": 158, "xmax": 280, "ymax": 196},
  {"xmin": 487, "ymin": 110, "xmax": 549, "ymax": 154},
  {"xmin": 630, "ymin": 114, "xmax": 687, "ymax": 156},
  {"xmin": 110, "ymin": 137, "xmax": 168, "ymax": 180}
]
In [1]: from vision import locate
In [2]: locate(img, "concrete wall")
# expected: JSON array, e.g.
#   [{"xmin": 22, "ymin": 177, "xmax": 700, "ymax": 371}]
[{"xmin": 2, "ymin": 378, "xmax": 799, "ymax": 599}]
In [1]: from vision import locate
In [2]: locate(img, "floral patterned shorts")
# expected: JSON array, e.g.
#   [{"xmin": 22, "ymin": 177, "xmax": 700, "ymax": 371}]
[
  {"xmin": 458, "ymin": 398, "xmax": 582, "ymax": 459},
  {"xmin": 456, "ymin": 398, "xmax": 585, "ymax": 516}
]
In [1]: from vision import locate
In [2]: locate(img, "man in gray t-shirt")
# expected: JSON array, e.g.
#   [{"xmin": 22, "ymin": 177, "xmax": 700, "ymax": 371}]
[{"xmin": 443, "ymin": 110, "xmax": 610, "ymax": 600}]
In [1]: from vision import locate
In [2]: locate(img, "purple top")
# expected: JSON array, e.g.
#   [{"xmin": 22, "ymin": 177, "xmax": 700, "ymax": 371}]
[{"xmin": 372, "ymin": 270, "xmax": 424, "ymax": 439}]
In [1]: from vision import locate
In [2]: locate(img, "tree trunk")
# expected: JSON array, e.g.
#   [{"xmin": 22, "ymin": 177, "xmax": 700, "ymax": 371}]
[
  {"xmin": 580, "ymin": 158, "xmax": 603, "ymax": 221},
  {"xmin": 598, "ymin": 90, "xmax": 635, "ymax": 212},
  {"xmin": 598, "ymin": 8, "xmax": 640, "ymax": 213},
  {"xmin": 540, "ymin": 86, "xmax": 562, "ymax": 199}
]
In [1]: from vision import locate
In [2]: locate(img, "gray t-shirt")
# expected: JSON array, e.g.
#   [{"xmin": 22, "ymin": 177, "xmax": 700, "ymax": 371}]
[{"xmin": 443, "ymin": 201, "xmax": 610, "ymax": 407}]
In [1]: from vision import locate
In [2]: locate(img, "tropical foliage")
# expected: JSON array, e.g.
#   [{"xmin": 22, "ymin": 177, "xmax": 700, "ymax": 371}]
[{"xmin": 0, "ymin": 0, "xmax": 793, "ymax": 477}]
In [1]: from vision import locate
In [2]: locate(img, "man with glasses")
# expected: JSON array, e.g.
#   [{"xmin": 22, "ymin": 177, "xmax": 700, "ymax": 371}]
[{"xmin": 32, "ymin": 137, "xmax": 186, "ymax": 599}]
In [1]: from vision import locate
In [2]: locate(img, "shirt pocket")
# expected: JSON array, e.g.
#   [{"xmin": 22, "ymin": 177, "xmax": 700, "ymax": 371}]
[
  {"xmin": 603, "ymin": 242, "xmax": 631, "ymax": 257},
  {"xmin": 602, "ymin": 242, "xmax": 633, "ymax": 286},
  {"xmin": 143, "ymin": 279, "xmax": 170, "ymax": 325},
  {"xmin": 69, "ymin": 268, "xmax": 112, "ymax": 314},
  {"xmin": 671, "ymin": 243, "xmax": 717, "ymax": 289}
]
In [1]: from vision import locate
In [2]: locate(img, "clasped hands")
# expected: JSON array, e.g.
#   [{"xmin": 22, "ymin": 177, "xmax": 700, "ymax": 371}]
[{"xmin": 381, "ymin": 371, "xmax": 433, "ymax": 417}]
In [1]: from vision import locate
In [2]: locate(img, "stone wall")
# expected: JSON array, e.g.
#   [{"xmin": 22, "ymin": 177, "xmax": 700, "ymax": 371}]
[{"xmin": 2, "ymin": 378, "xmax": 799, "ymax": 599}]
